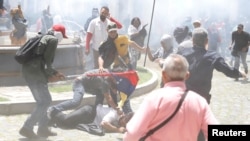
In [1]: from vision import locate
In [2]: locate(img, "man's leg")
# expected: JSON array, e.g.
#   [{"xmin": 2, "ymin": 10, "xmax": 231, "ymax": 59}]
[
  {"xmin": 20, "ymin": 81, "xmax": 52, "ymax": 138},
  {"xmin": 240, "ymin": 51, "xmax": 248, "ymax": 74},
  {"xmin": 53, "ymin": 105, "xmax": 96, "ymax": 129},
  {"xmin": 65, "ymin": 105, "xmax": 96, "ymax": 126},
  {"xmin": 35, "ymin": 82, "xmax": 57, "ymax": 137},
  {"xmin": 234, "ymin": 55, "xmax": 240, "ymax": 70},
  {"xmin": 51, "ymin": 81, "xmax": 84, "ymax": 112},
  {"xmin": 234, "ymin": 53, "xmax": 240, "ymax": 81},
  {"xmin": 197, "ymin": 130, "xmax": 205, "ymax": 141}
]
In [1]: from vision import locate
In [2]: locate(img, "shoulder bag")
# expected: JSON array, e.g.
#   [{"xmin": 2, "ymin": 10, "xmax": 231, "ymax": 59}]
[{"xmin": 139, "ymin": 90, "xmax": 189, "ymax": 141}]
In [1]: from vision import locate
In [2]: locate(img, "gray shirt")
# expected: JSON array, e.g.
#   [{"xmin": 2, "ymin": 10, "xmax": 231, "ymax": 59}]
[{"xmin": 22, "ymin": 34, "xmax": 58, "ymax": 83}]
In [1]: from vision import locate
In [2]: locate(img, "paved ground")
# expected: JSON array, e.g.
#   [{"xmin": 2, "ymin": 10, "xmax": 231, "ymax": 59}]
[{"xmin": 0, "ymin": 54, "xmax": 250, "ymax": 141}]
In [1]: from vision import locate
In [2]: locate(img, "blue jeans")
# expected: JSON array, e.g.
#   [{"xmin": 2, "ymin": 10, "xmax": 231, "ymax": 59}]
[
  {"xmin": 23, "ymin": 81, "xmax": 52, "ymax": 130},
  {"xmin": 234, "ymin": 51, "xmax": 248, "ymax": 71},
  {"xmin": 53, "ymin": 81, "xmax": 84, "ymax": 111},
  {"xmin": 52, "ymin": 80, "xmax": 104, "ymax": 112}
]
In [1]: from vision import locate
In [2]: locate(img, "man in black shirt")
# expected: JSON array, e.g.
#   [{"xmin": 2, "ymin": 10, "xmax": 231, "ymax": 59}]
[
  {"xmin": 178, "ymin": 27, "xmax": 246, "ymax": 104},
  {"xmin": 178, "ymin": 27, "xmax": 246, "ymax": 141},
  {"xmin": 230, "ymin": 24, "xmax": 250, "ymax": 77}
]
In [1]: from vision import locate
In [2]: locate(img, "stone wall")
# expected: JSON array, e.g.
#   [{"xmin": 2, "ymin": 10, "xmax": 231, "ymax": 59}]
[{"xmin": 0, "ymin": 44, "xmax": 85, "ymax": 86}]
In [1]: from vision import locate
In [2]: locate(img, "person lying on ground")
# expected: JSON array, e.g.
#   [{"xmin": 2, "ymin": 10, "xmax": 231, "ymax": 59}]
[
  {"xmin": 49, "ymin": 104, "xmax": 134, "ymax": 136},
  {"xmin": 48, "ymin": 69, "xmax": 139, "ymax": 119}
]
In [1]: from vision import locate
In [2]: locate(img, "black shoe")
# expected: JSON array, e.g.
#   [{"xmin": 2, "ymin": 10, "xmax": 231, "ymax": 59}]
[
  {"xmin": 37, "ymin": 127, "xmax": 57, "ymax": 138},
  {"xmin": 19, "ymin": 127, "xmax": 39, "ymax": 139},
  {"xmin": 48, "ymin": 119, "xmax": 57, "ymax": 128},
  {"xmin": 47, "ymin": 107, "xmax": 60, "ymax": 120}
]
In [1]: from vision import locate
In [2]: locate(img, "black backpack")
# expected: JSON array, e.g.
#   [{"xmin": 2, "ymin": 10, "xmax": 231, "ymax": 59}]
[{"xmin": 15, "ymin": 34, "xmax": 43, "ymax": 64}]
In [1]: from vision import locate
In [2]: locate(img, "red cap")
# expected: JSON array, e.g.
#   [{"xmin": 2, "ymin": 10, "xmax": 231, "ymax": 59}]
[{"xmin": 52, "ymin": 24, "xmax": 68, "ymax": 38}]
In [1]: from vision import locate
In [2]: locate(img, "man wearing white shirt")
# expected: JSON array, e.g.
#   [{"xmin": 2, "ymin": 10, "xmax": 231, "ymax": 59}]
[{"xmin": 85, "ymin": 6, "xmax": 122, "ymax": 69}]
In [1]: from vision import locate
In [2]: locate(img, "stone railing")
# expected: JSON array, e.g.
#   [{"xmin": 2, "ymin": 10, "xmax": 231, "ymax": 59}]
[{"xmin": 0, "ymin": 43, "xmax": 85, "ymax": 86}]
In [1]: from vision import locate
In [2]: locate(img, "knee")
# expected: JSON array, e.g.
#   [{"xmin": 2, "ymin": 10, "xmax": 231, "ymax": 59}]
[
  {"xmin": 83, "ymin": 105, "xmax": 95, "ymax": 113},
  {"xmin": 71, "ymin": 98, "xmax": 82, "ymax": 107}
]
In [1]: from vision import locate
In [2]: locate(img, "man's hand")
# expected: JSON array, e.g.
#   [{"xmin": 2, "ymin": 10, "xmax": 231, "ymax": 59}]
[
  {"xmin": 141, "ymin": 47, "xmax": 147, "ymax": 53},
  {"xmin": 118, "ymin": 127, "xmax": 126, "ymax": 133},
  {"xmin": 85, "ymin": 48, "xmax": 90, "ymax": 55},
  {"xmin": 99, "ymin": 67, "xmax": 104, "ymax": 73},
  {"xmin": 48, "ymin": 72, "xmax": 65, "ymax": 82},
  {"xmin": 106, "ymin": 13, "xmax": 111, "ymax": 19},
  {"xmin": 155, "ymin": 58, "xmax": 164, "ymax": 68}
]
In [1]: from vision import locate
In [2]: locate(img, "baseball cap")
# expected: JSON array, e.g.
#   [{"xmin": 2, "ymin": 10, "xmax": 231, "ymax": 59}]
[
  {"xmin": 107, "ymin": 22, "xmax": 118, "ymax": 32},
  {"xmin": 193, "ymin": 20, "xmax": 201, "ymax": 28},
  {"xmin": 52, "ymin": 24, "xmax": 68, "ymax": 38}
]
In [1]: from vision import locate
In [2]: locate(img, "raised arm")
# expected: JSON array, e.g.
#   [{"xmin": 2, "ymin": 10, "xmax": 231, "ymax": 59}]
[
  {"xmin": 129, "ymin": 40, "xmax": 146, "ymax": 52},
  {"xmin": 109, "ymin": 17, "xmax": 122, "ymax": 29},
  {"xmin": 85, "ymin": 32, "xmax": 92, "ymax": 55}
]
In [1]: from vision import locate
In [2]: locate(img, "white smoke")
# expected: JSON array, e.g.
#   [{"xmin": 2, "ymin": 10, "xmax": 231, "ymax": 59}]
[{"xmin": 5, "ymin": 0, "xmax": 250, "ymax": 48}]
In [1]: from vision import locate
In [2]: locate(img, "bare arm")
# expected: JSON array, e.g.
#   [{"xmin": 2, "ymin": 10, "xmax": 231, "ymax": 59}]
[
  {"xmin": 98, "ymin": 56, "xmax": 105, "ymax": 73},
  {"xmin": 85, "ymin": 32, "xmax": 92, "ymax": 54},
  {"xmin": 129, "ymin": 41, "xmax": 146, "ymax": 52},
  {"xmin": 103, "ymin": 90, "xmax": 123, "ymax": 115},
  {"xmin": 146, "ymin": 47, "xmax": 154, "ymax": 62},
  {"xmin": 100, "ymin": 121, "xmax": 126, "ymax": 133},
  {"xmin": 109, "ymin": 17, "xmax": 123, "ymax": 29},
  {"xmin": 103, "ymin": 92, "xmax": 117, "ymax": 110}
]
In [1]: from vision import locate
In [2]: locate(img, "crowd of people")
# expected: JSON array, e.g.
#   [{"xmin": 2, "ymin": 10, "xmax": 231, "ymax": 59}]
[{"xmin": 8, "ymin": 2, "xmax": 249, "ymax": 141}]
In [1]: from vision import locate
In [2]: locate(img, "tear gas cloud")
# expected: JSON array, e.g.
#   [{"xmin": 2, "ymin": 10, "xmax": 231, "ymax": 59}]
[{"xmin": 7, "ymin": 0, "xmax": 250, "ymax": 48}]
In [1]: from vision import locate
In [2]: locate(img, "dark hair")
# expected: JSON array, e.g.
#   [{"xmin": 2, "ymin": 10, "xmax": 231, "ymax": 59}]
[
  {"xmin": 124, "ymin": 112, "xmax": 134, "ymax": 122},
  {"xmin": 173, "ymin": 26, "xmax": 189, "ymax": 44},
  {"xmin": 238, "ymin": 24, "xmax": 244, "ymax": 29},
  {"xmin": 130, "ymin": 17, "xmax": 141, "ymax": 26},
  {"xmin": 119, "ymin": 112, "xmax": 134, "ymax": 124},
  {"xmin": 192, "ymin": 27, "xmax": 208, "ymax": 47},
  {"xmin": 101, "ymin": 6, "xmax": 109, "ymax": 12}
]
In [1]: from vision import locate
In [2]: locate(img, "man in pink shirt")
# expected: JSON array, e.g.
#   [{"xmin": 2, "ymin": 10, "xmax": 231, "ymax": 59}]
[{"xmin": 123, "ymin": 54, "xmax": 218, "ymax": 141}]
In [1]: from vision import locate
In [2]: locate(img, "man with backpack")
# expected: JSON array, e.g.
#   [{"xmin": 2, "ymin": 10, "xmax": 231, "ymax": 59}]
[{"xmin": 19, "ymin": 24, "xmax": 67, "ymax": 139}]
